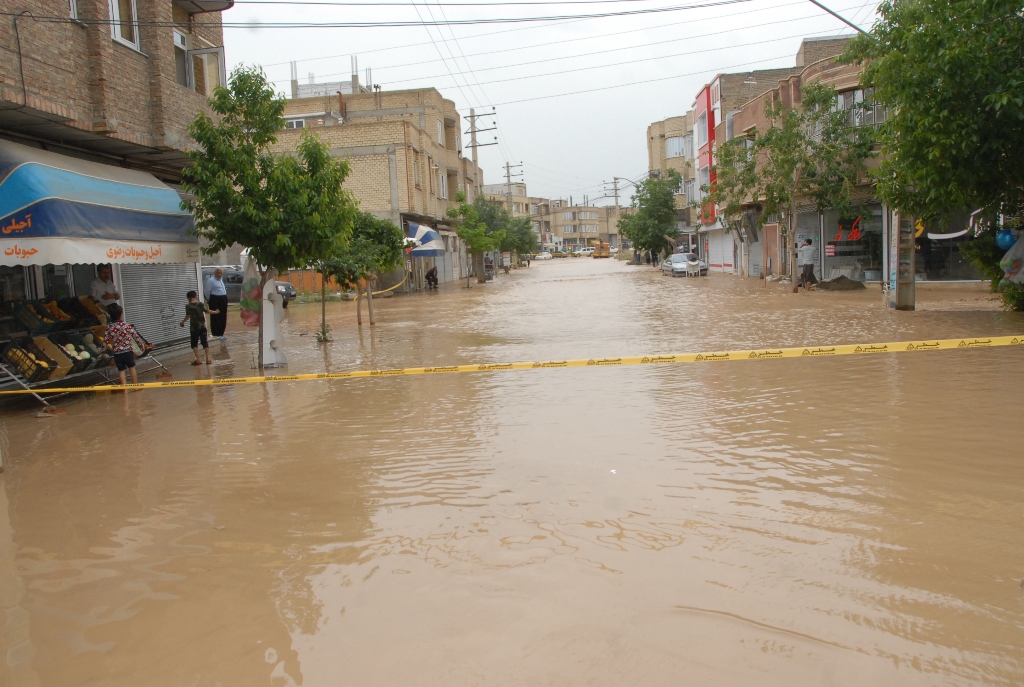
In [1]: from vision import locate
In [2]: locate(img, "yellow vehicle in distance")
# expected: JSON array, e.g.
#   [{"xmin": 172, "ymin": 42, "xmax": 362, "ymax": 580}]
[{"xmin": 593, "ymin": 241, "xmax": 611, "ymax": 258}]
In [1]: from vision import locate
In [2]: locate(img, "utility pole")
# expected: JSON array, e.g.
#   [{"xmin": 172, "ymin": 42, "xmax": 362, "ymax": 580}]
[
  {"xmin": 601, "ymin": 177, "xmax": 623, "ymax": 249},
  {"xmin": 504, "ymin": 161, "xmax": 523, "ymax": 212},
  {"xmin": 463, "ymin": 109, "xmax": 498, "ymax": 165}
]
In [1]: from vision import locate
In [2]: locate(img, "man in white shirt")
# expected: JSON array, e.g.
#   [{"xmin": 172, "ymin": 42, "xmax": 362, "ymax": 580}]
[
  {"xmin": 89, "ymin": 264, "xmax": 120, "ymax": 307},
  {"xmin": 798, "ymin": 239, "xmax": 818, "ymax": 289}
]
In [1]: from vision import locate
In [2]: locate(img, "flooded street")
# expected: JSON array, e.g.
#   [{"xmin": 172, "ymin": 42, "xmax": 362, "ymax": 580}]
[{"xmin": 2, "ymin": 258, "xmax": 1023, "ymax": 686}]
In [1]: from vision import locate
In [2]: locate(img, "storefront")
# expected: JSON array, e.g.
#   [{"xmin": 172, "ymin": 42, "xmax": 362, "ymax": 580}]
[{"xmin": 0, "ymin": 139, "xmax": 200, "ymax": 386}]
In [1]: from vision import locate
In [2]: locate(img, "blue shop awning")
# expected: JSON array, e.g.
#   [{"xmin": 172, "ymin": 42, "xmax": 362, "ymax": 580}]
[
  {"xmin": 0, "ymin": 139, "xmax": 199, "ymax": 266},
  {"xmin": 408, "ymin": 222, "xmax": 446, "ymax": 257}
]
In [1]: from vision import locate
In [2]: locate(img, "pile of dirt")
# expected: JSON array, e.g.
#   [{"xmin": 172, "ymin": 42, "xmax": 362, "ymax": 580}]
[{"xmin": 816, "ymin": 275, "xmax": 867, "ymax": 291}]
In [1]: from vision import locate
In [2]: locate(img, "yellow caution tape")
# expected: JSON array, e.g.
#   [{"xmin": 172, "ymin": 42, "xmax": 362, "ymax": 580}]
[{"xmin": 2, "ymin": 335, "xmax": 1021, "ymax": 396}]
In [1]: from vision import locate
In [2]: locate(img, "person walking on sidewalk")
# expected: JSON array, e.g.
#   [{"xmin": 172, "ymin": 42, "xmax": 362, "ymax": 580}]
[
  {"xmin": 205, "ymin": 268, "xmax": 229, "ymax": 340},
  {"xmin": 180, "ymin": 290, "xmax": 219, "ymax": 365},
  {"xmin": 798, "ymin": 239, "xmax": 818, "ymax": 289}
]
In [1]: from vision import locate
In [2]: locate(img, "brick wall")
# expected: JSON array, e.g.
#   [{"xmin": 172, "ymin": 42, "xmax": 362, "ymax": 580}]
[{"xmin": 0, "ymin": 0, "xmax": 226, "ymax": 177}]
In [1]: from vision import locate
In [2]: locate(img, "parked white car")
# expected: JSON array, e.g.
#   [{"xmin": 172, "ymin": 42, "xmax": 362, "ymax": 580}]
[
  {"xmin": 578, "ymin": 247, "xmax": 595, "ymax": 256},
  {"xmin": 662, "ymin": 252, "xmax": 708, "ymax": 277},
  {"xmin": 533, "ymin": 252, "xmax": 553, "ymax": 260}
]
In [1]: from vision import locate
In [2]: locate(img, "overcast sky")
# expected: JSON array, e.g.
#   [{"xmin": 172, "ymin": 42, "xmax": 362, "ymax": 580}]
[{"xmin": 222, "ymin": 0, "xmax": 878, "ymax": 204}]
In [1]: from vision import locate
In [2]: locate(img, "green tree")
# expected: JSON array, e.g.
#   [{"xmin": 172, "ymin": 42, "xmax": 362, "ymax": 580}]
[
  {"xmin": 618, "ymin": 169, "xmax": 681, "ymax": 259},
  {"xmin": 700, "ymin": 136, "xmax": 758, "ymax": 237},
  {"xmin": 318, "ymin": 211, "xmax": 405, "ymax": 337},
  {"xmin": 471, "ymin": 197, "xmax": 537, "ymax": 258},
  {"xmin": 449, "ymin": 192, "xmax": 504, "ymax": 286},
  {"xmin": 846, "ymin": 0, "xmax": 1024, "ymax": 221},
  {"xmin": 752, "ymin": 82, "xmax": 872, "ymax": 291},
  {"xmin": 846, "ymin": 0, "xmax": 1024, "ymax": 307},
  {"xmin": 183, "ymin": 66, "xmax": 356, "ymax": 367}
]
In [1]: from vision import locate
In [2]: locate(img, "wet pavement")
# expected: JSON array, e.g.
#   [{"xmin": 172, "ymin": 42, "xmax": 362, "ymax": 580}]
[{"xmin": 1, "ymin": 258, "xmax": 1023, "ymax": 686}]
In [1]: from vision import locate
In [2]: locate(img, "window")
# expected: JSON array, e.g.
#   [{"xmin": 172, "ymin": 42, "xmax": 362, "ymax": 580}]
[
  {"xmin": 413, "ymin": 160, "xmax": 421, "ymax": 188},
  {"xmin": 696, "ymin": 112, "xmax": 708, "ymax": 148},
  {"xmin": 554, "ymin": 200, "xmax": 562, "ymax": 208},
  {"xmin": 284, "ymin": 119, "xmax": 305, "ymax": 129},
  {"xmin": 532, "ymin": 222, "xmax": 541, "ymax": 232},
  {"xmin": 456, "ymin": 135, "xmax": 462, "ymax": 154},
  {"xmin": 513, "ymin": 203, "xmax": 521, "ymax": 213},
  {"xmin": 563, "ymin": 211, "xmax": 574, "ymax": 220},
  {"xmin": 464, "ymin": 184, "xmax": 471, "ymax": 202},
  {"xmin": 563, "ymin": 225, "xmax": 576, "ymax": 233},
  {"xmin": 682, "ymin": 133, "xmax": 694, "ymax": 159},
  {"xmin": 666, "ymin": 136, "xmax": 684, "ymax": 159},
  {"xmin": 699, "ymin": 166, "xmax": 710, "ymax": 193},
  {"xmin": 835, "ymin": 88, "xmax": 887, "ymax": 127},
  {"xmin": 439, "ymin": 173, "xmax": 448, "ymax": 199},
  {"xmin": 580, "ymin": 225, "xmax": 598, "ymax": 233},
  {"xmin": 182, "ymin": 46, "xmax": 226, "ymax": 97},
  {"xmin": 531, "ymin": 204, "xmax": 539, "ymax": 214},
  {"xmin": 437, "ymin": 119, "xmax": 445, "ymax": 146},
  {"xmin": 683, "ymin": 178, "xmax": 696, "ymax": 204},
  {"xmin": 173, "ymin": 31, "xmax": 188, "ymax": 86},
  {"xmin": 110, "ymin": 0, "xmax": 139, "ymax": 48},
  {"xmin": 70, "ymin": 0, "xmax": 79, "ymax": 19},
  {"xmin": 578, "ymin": 211, "xmax": 597, "ymax": 220}
]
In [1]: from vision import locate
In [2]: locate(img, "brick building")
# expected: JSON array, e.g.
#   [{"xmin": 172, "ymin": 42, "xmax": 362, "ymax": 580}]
[
  {"xmin": 272, "ymin": 84, "xmax": 485, "ymax": 286},
  {"xmin": 0, "ymin": 0, "xmax": 233, "ymax": 350},
  {"xmin": 691, "ymin": 37, "xmax": 848, "ymax": 276},
  {"xmin": 647, "ymin": 111, "xmax": 697, "ymax": 248}
]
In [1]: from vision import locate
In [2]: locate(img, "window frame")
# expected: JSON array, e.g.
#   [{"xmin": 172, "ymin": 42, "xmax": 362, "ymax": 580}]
[
  {"xmin": 437, "ymin": 119, "xmax": 445, "ymax": 146},
  {"xmin": 413, "ymin": 159, "xmax": 421, "ymax": 188},
  {"xmin": 284, "ymin": 119, "xmax": 305, "ymax": 130},
  {"xmin": 185, "ymin": 46, "xmax": 227, "ymax": 97},
  {"xmin": 696, "ymin": 113, "xmax": 708, "ymax": 148},
  {"xmin": 109, "ymin": 0, "xmax": 140, "ymax": 50},
  {"xmin": 665, "ymin": 136, "xmax": 684, "ymax": 159},
  {"xmin": 439, "ymin": 173, "xmax": 448, "ymax": 200}
]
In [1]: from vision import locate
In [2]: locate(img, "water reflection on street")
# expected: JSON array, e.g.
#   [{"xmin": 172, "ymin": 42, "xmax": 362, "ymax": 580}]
[{"xmin": 1, "ymin": 259, "xmax": 1023, "ymax": 686}]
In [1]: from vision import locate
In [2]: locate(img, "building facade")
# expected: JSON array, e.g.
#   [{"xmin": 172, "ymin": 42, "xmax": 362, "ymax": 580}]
[
  {"xmin": 273, "ymin": 85, "xmax": 484, "ymax": 286},
  {"xmin": 0, "ymin": 0, "xmax": 233, "ymax": 350},
  {"xmin": 692, "ymin": 40, "xmax": 846, "ymax": 275},
  {"xmin": 647, "ymin": 112, "xmax": 697, "ymax": 247}
]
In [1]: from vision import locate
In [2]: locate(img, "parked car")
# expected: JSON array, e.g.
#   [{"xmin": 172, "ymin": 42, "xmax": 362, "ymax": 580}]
[
  {"xmin": 534, "ymin": 252, "xmax": 553, "ymax": 260},
  {"xmin": 578, "ymin": 246, "xmax": 595, "ymax": 256},
  {"xmin": 662, "ymin": 253, "xmax": 708, "ymax": 277},
  {"xmin": 200, "ymin": 266, "xmax": 244, "ymax": 303},
  {"xmin": 275, "ymin": 281, "xmax": 296, "ymax": 307}
]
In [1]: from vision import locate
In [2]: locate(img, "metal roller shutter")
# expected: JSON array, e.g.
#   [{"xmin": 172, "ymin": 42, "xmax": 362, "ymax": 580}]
[{"xmin": 119, "ymin": 264, "xmax": 199, "ymax": 347}]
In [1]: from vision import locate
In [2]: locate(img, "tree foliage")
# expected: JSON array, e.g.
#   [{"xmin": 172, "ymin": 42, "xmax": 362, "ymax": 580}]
[
  {"xmin": 618, "ymin": 169, "xmax": 681, "ymax": 256},
  {"xmin": 846, "ymin": 0, "xmax": 1024, "ymax": 222},
  {"xmin": 321, "ymin": 211, "xmax": 405, "ymax": 289},
  {"xmin": 182, "ymin": 65, "xmax": 357, "ymax": 367},
  {"xmin": 472, "ymin": 197, "xmax": 538, "ymax": 255},
  {"xmin": 701, "ymin": 136, "xmax": 757, "ymax": 233},
  {"xmin": 449, "ymin": 192, "xmax": 505, "ymax": 286}
]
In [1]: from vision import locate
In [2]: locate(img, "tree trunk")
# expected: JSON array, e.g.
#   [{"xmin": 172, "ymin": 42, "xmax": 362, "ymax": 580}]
[
  {"xmin": 789, "ymin": 202, "xmax": 799, "ymax": 294},
  {"xmin": 366, "ymin": 276, "xmax": 376, "ymax": 326},
  {"xmin": 355, "ymin": 280, "xmax": 363, "ymax": 326},
  {"xmin": 320, "ymin": 269, "xmax": 327, "ymax": 338}
]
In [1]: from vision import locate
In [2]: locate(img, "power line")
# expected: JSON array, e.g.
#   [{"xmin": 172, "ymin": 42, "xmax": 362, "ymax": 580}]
[
  {"xmin": 256, "ymin": 0, "xmax": 810, "ymax": 68},
  {"xmin": 235, "ymin": 0, "xmax": 715, "ymax": 5},
  {"xmin": 470, "ymin": 52, "xmax": 796, "ymax": 108},
  {"xmin": 6, "ymin": 0, "xmax": 758, "ymax": 28},
  {"xmin": 274, "ymin": 2, "xmax": 860, "ymax": 81},
  {"xmin": 381, "ymin": 29, "xmax": 835, "ymax": 90}
]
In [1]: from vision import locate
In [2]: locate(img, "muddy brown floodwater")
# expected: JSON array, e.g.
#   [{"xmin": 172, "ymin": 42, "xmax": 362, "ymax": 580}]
[{"xmin": 1, "ymin": 259, "xmax": 1023, "ymax": 686}]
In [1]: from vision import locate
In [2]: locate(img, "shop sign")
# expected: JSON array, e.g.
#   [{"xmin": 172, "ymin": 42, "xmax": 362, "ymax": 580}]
[{"xmin": 825, "ymin": 244, "xmax": 836, "ymax": 257}]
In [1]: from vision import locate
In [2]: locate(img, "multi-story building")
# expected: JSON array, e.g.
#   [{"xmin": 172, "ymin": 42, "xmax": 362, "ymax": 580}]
[
  {"xmin": 723, "ymin": 36, "xmax": 977, "ymax": 293},
  {"xmin": 648, "ymin": 111, "xmax": 697, "ymax": 248},
  {"xmin": 0, "ymin": 0, "xmax": 233, "ymax": 348},
  {"xmin": 692, "ymin": 38, "xmax": 848, "ymax": 275},
  {"xmin": 273, "ymin": 84, "xmax": 484, "ymax": 286},
  {"xmin": 482, "ymin": 182, "xmax": 533, "ymax": 219}
]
